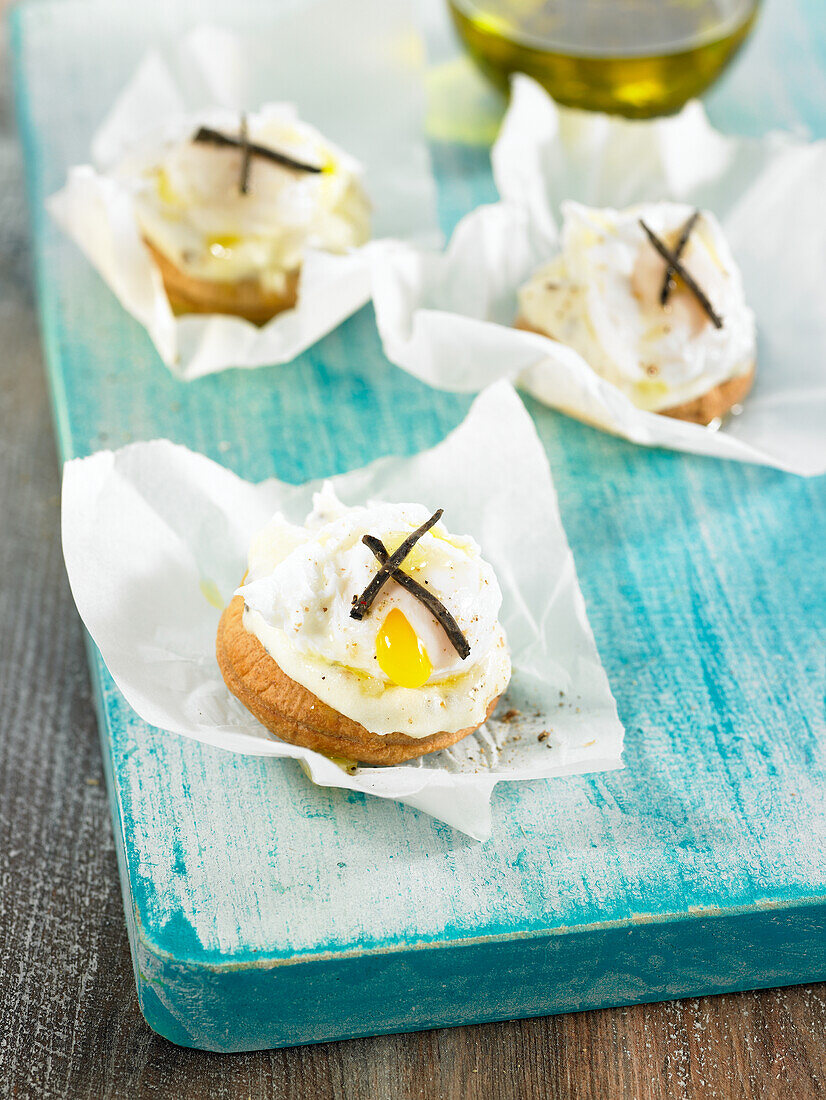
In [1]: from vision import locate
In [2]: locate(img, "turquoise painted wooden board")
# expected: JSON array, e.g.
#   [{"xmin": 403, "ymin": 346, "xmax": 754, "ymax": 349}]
[{"xmin": 12, "ymin": 0, "xmax": 826, "ymax": 1052}]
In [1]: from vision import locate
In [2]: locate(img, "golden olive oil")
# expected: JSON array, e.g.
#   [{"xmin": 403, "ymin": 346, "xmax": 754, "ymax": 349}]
[{"xmin": 448, "ymin": 0, "xmax": 760, "ymax": 117}]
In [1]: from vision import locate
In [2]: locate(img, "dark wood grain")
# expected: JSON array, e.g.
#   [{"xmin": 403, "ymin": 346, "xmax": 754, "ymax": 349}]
[{"xmin": 0, "ymin": 23, "xmax": 825, "ymax": 1100}]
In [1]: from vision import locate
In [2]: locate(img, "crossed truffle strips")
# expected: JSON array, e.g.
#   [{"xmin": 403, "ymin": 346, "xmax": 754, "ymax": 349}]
[{"xmin": 350, "ymin": 509, "xmax": 471, "ymax": 661}]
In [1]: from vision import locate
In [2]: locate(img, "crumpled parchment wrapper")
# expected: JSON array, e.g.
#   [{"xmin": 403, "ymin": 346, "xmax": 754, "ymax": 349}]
[
  {"xmin": 61, "ymin": 382, "xmax": 624, "ymax": 841},
  {"xmin": 48, "ymin": 9, "xmax": 439, "ymax": 379},
  {"xmin": 372, "ymin": 75, "xmax": 826, "ymax": 477}
]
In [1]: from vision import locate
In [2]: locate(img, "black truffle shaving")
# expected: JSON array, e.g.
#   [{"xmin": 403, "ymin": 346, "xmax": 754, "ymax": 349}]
[
  {"xmin": 192, "ymin": 125, "xmax": 323, "ymax": 175},
  {"xmin": 640, "ymin": 219, "xmax": 723, "ymax": 329},
  {"xmin": 362, "ymin": 535, "xmax": 471, "ymax": 661},
  {"xmin": 238, "ymin": 113, "xmax": 252, "ymax": 195},
  {"xmin": 660, "ymin": 209, "xmax": 700, "ymax": 305},
  {"xmin": 350, "ymin": 509, "xmax": 443, "ymax": 621}
]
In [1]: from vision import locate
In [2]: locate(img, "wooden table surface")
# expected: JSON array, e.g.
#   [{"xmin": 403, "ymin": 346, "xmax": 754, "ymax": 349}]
[{"xmin": 1, "ymin": 14, "xmax": 825, "ymax": 1100}]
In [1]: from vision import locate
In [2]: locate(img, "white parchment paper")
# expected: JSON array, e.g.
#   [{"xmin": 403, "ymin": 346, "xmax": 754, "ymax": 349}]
[
  {"xmin": 62, "ymin": 383, "xmax": 623, "ymax": 840},
  {"xmin": 372, "ymin": 75, "xmax": 826, "ymax": 476},
  {"xmin": 48, "ymin": 7, "xmax": 439, "ymax": 379}
]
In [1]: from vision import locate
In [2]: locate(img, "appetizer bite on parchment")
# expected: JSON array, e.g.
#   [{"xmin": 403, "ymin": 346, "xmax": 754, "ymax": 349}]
[
  {"xmin": 217, "ymin": 486, "xmax": 511, "ymax": 764},
  {"xmin": 61, "ymin": 384, "xmax": 623, "ymax": 836},
  {"xmin": 123, "ymin": 108, "xmax": 370, "ymax": 324},
  {"xmin": 517, "ymin": 202, "xmax": 756, "ymax": 425}
]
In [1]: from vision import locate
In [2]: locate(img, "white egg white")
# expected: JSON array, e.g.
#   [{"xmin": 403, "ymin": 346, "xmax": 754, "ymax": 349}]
[
  {"xmin": 237, "ymin": 485, "xmax": 511, "ymax": 739},
  {"xmin": 518, "ymin": 201, "xmax": 756, "ymax": 412},
  {"xmin": 118, "ymin": 105, "xmax": 371, "ymax": 293}
]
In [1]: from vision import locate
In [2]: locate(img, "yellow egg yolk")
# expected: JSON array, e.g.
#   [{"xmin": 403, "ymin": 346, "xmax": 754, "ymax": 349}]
[{"xmin": 375, "ymin": 608, "xmax": 432, "ymax": 689}]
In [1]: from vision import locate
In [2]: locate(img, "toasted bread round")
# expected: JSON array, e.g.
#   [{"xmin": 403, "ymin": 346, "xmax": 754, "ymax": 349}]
[
  {"xmin": 216, "ymin": 595, "xmax": 499, "ymax": 765},
  {"xmin": 657, "ymin": 367, "xmax": 754, "ymax": 424},
  {"xmin": 514, "ymin": 316, "xmax": 754, "ymax": 426},
  {"xmin": 146, "ymin": 241, "xmax": 298, "ymax": 326}
]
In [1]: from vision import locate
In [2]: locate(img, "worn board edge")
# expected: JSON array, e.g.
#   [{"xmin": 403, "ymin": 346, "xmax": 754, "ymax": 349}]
[
  {"xmin": 132, "ymin": 891, "xmax": 826, "ymax": 1051},
  {"xmin": 10, "ymin": 0, "xmax": 826, "ymax": 1051},
  {"xmin": 86, "ymin": 627, "xmax": 826, "ymax": 1050}
]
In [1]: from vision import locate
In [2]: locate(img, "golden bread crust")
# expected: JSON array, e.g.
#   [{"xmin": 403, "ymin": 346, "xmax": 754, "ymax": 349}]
[
  {"xmin": 216, "ymin": 595, "xmax": 499, "ymax": 764},
  {"xmin": 146, "ymin": 240, "xmax": 298, "ymax": 325},
  {"xmin": 657, "ymin": 367, "xmax": 754, "ymax": 424},
  {"xmin": 514, "ymin": 315, "xmax": 755, "ymax": 425}
]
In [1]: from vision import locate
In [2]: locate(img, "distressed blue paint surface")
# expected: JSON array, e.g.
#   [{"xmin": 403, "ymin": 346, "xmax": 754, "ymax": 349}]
[{"xmin": 11, "ymin": 0, "xmax": 826, "ymax": 1051}]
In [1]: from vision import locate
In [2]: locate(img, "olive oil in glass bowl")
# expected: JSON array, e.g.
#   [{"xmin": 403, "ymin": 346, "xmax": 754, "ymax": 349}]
[{"xmin": 448, "ymin": 0, "xmax": 760, "ymax": 117}]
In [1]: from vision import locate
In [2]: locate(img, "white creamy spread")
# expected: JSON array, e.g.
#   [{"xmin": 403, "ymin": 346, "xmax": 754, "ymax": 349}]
[
  {"xmin": 237, "ymin": 485, "xmax": 512, "ymax": 738},
  {"xmin": 117, "ymin": 106, "xmax": 371, "ymax": 293},
  {"xmin": 518, "ymin": 201, "xmax": 756, "ymax": 412}
]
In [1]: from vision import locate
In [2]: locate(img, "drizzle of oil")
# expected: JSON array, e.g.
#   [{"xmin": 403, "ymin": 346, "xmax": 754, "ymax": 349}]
[
  {"xmin": 154, "ymin": 167, "xmax": 182, "ymax": 207},
  {"xmin": 328, "ymin": 755, "xmax": 359, "ymax": 775},
  {"xmin": 380, "ymin": 527, "xmax": 470, "ymax": 577},
  {"xmin": 302, "ymin": 755, "xmax": 359, "ymax": 778},
  {"xmin": 207, "ymin": 234, "xmax": 241, "ymax": 257},
  {"xmin": 380, "ymin": 533, "xmax": 433, "ymax": 576},
  {"xmin": 634, "ymin": 377, "xmax": 670, "ymax": 407},
  {"xmin": 199, "ymin": 578, "xmax": 224, "ymax": 609},
  {"xmin": 694, "ymin": 220, "xmax": 726, "ymax": 272}
]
